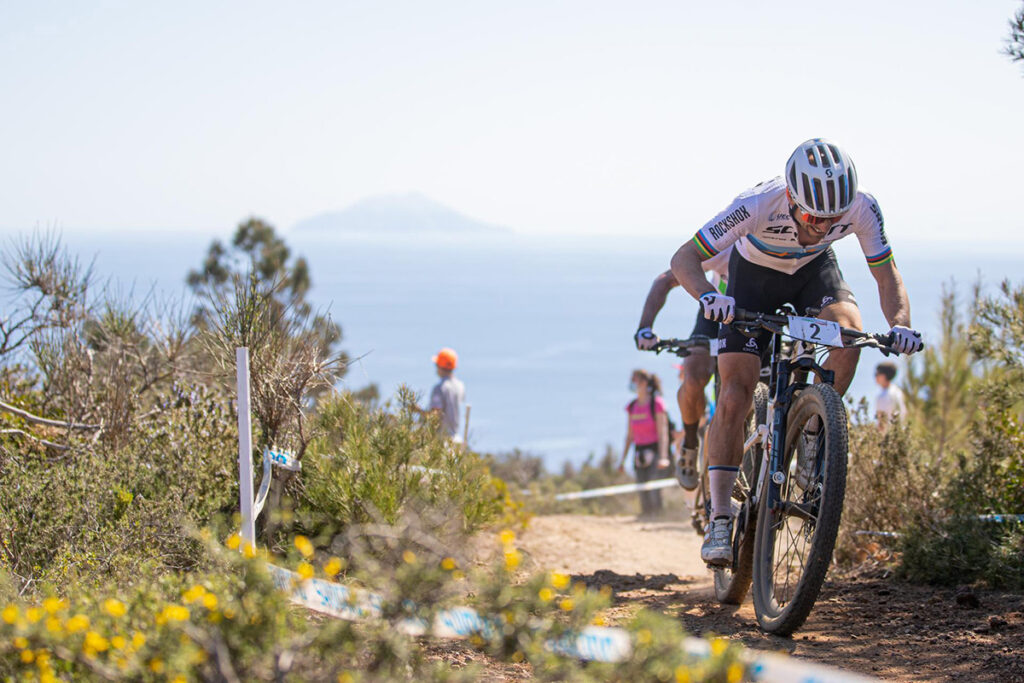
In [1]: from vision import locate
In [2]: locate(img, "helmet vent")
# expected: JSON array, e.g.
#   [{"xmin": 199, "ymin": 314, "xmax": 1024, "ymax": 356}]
[
  {"xmin": 826, "ymin": 179, "xmax": 836, "ymax": 213},
  {"xmin": 801, "ymin": 174, "xmax": 814, "ymax": 209},
  {"xmin": 838, "ymin": 174, "xmax": 848, "ymax": 209},
  {"xmin": 817, "ymin": 143, "xmax": 831, "ymax": 168},
  {"xmin": 811, "ymin": 178, "xmax": 824, "ymax": 212}
]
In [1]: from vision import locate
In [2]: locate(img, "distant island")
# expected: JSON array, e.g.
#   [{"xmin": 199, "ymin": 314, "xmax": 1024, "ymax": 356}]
[{"xmin": 293, "ymin": 193, "xmax": 511, "ymax": 235}]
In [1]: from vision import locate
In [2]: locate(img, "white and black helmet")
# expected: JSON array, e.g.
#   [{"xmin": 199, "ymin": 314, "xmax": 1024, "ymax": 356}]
[{"xmin": 785, "ymin": 138, "xmax": 858, "ymax": 217}]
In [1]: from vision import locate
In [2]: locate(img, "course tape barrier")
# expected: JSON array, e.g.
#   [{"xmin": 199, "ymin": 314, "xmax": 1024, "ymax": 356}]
[
  {"xmin": 854, "ymin": 514, "xmax": 1024, "ymax": 539},
  {"xmin": 267, "ymin": 564, "xmax": 877, "ymax": 682},
  {"xmin": 554, "ymin": 477, "xmax": 679, "ymax": 502}
]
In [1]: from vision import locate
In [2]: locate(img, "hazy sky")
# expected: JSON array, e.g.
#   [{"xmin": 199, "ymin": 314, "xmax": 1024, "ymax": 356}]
[{"xmin": 2, "ymin": 1, "xmax": 1023, "ymax": 242}]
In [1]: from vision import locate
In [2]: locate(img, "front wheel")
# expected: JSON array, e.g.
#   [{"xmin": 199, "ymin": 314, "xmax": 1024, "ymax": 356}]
[{"xmin": 752, "ymin": 383, "xmax": 848, "ymax": 635}]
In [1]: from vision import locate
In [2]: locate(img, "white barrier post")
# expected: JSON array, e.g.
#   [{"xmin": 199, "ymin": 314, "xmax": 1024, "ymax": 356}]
[{"xmin": 236, "ymin": 347, "xmax": 256, "ymax": 548}]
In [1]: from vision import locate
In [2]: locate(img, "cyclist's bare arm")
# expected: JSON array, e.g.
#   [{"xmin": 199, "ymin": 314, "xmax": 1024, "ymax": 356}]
[
  {"xmin": 638, "ymin": 270, "xmax": 679, "ymax": 330},
  {"xmin": 870, "ymin": 260, "xmax": 912, "ymax": 328},
  {"xmin": 671, "ymin": 241, "xmax": 717, "ymax": 300}
]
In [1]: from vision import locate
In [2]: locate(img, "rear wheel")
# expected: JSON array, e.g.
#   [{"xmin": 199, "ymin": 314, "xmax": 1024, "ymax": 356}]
[
  {"xmin": 751, "ymin": 384, "xmax": 848, "ymax": 634},
  {"xmin": 712, "ymin": 382, "xmax": 769, "ymax": 604}
]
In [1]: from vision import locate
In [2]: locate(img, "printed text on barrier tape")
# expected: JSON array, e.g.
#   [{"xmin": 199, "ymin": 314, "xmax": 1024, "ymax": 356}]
[{"xmin": 268, "ymin": 564, "xmax": 877, "ymax": 681}]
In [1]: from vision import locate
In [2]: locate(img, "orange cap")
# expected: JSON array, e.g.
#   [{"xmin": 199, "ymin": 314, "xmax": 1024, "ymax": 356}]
[{"xmin": 432, "ymin": 347, "xmax": 458, "ymax": 370}]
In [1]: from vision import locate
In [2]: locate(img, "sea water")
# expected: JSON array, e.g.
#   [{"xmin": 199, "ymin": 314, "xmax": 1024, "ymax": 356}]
[{"xmin": 57, "ymin": 230, "xmax": 1018, "ymax": 468}]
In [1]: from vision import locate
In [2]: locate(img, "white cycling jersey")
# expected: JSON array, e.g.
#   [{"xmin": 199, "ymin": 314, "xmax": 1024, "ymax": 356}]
[{"xmin": 690, "ymin": 177, "xmax": 893, "ymax": 276}]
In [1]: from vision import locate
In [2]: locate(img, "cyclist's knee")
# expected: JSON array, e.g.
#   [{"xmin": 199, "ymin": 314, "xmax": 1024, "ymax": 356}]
[
  {"xmin": 684, "ymin": 355, "xmax": 714, "ymax": 387},
  {"xmin": 717, "ymin": 379, "xmax": 755, "ymax": 418}
]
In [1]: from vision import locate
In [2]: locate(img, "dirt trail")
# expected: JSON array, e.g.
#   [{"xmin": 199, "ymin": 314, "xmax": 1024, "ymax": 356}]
[{"xmin": 514, "ymin": 514, "xmax": 1024, "ymax": 682}]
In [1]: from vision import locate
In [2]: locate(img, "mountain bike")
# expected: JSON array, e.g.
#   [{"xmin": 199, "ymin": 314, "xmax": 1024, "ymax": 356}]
[{"xmin": 709, "ymin": 307, "xmax": 906, "ymax": 634}]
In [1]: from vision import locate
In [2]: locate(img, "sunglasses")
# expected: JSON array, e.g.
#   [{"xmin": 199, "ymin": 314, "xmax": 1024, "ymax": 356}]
[
  {"xmin": 786, "ymin": 187, "xmax": 844, "ymax": 228},
  {"xmin": 796, "ymin": 211, "xmax": 842, "ymax": 228}
]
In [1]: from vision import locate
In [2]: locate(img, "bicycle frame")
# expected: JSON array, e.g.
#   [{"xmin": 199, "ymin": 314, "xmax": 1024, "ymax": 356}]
[{"xmin": 737, "ymin": 322, "xmax": 838, "ymax": 557}]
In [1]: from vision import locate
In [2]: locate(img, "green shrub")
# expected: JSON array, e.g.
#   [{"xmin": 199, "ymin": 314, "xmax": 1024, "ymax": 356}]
[{"xmin": 294, "ymin": 388, "xmax": 510, "ymax": 544}]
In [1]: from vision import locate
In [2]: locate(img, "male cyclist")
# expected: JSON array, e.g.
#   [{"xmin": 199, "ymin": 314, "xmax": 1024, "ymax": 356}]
[
  {"xmin": 634, "ymin": 247, "xmax": 731, "ymax": 490},
  {"xmin": 669, "ymin": 138, "xmax": 923, "ymax": 566}
]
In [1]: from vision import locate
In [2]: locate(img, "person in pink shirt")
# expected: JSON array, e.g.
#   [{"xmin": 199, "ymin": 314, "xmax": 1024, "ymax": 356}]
[{"xmin": 618, "ymin": 369, "xmax": 671, "ymax": 516}]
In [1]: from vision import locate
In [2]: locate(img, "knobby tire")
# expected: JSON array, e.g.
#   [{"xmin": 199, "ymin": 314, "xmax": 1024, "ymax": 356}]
[{"xmin": 752, "ymin": 383, "xmax": 848, "ymax": 635}]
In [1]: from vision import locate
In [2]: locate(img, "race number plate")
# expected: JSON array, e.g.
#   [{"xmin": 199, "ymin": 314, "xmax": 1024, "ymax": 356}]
[{"xmin": 786, "ymin": 316, "xmax": 844, "ymax": 348}]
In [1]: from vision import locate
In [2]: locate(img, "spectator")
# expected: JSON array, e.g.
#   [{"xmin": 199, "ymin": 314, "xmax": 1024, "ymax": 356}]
[
  {"xmin": 426, "ymin": 347, "xmax": 466, "ymax": 442},
  {"xmin": 618, "ymin": 369, "xmax": 671, "ymax": 516},
  {"xmin": 875, "ymin": 361, "xmax": 906, "ymax": 428}
]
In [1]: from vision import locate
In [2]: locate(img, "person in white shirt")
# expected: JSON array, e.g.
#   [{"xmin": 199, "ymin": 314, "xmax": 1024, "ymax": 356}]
[
  {"xmin": 424, "ymin": 347, "xmax": 466, "ymax": 442},
  {"xmin": 875, "ymin": 361, "xmax": 906, "ymax": 427}
]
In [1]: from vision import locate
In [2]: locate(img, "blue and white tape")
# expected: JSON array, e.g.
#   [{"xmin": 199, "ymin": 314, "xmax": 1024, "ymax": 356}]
[{"xmin": 268, "ymin": 564, "xmax": 877, "ymax": 682}]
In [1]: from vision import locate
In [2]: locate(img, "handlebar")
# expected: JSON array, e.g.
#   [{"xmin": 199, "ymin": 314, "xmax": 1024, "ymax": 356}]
[
  {"xmin": 647, "ymin": 336, "xmax": 712, "ymax": 357},
  {"xmin": 729, "ymin": 308, "xmax": 914, "ymax": 357}
]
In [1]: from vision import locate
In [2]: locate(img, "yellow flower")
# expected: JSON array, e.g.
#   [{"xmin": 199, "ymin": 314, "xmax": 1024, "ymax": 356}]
[
  {"xmin": 26, "ymin": 607, "xmax": 42, "ymax": 623},
  {"xmin": 592, "ymin": 616, "xmax": 606, "ymax": 626},
  {"xmin": 727, "ymin": 662, "xmax": 744, "ymax": 683},
  {"xmin": 675, "ymin": 665, "xmax": 692, "ymax": 683},
  {"xmin": 297, "ymin": 562, "xmax": 314, "ymax": 580},
  {"xmin": 2, "ymin": 604, "xmax": 18, "ymax": 624},
  {"xmin": 84, "ymin": 631, "xmax": 110, "ymax": 653},
  {"xmin": 499, "ymin": 529, "xmax": 516, "ymax": 546},
  {"xmin": 294, "ymin": 535, "xmax": 314, "ymax": 558},
  {"xmin": 45, "ymin": 617, "xmax": 62, "ymax": 633},
  {"xmin": 161, "ymin": 605, "xmax": 190, "ymax": 622},
  {"xmin": 14, "ymin": 636, "xmax": 28, "ymax": 649},
  {"xmin": 710, "ymin": 637, "xmax": 728, "ymax": 657},
  {"xmin": 452, "ymin": 570, "xmax": 465, "ymax": 581},
  {"xmin": 171, "ymin": 676, "xmax": 187, "ymax": 683},
  {"xmin": 503, "ymin": 549, "xmax": 521, "ymax": 571},
  {"xmin": 440, "ymin": 557, "xmax": 457, "ymax": 571},
  {"xmin": 550, "ymin": 572, "xmax": 570, "ymax": 590},
  {"xmin": 42, "ymin": 597, "xmax": 66, "ymax": 615},
  {"xmin": 636, "ymin": 629, "xmax": 652, "ymax": 645},
  {"xmin": 149, "ymin": 658, "xmax": 165, "ymax": 674},
  {"xmin": 20, "ymin": 649, "xmax": 34, "ymax": 663},
  {"xmin": 35, "ymin": 649, "xmax": 50, "ymax": 667},
  {"xmin": 338, "ymin": 673, "xmax": 355, "ymax": 683},
  {"xmin": 111, "ymin": 635, "xmax": 127, "ymax": 650},
  {"xmin": 402, "ymin": 550, "xmax": 417, "ymax": 564},
  {"xmin": 324, "ymin": 556, "xmax": 345, "ymax": 577},
  {"xmin": 242, "ymin": 541, "xmax": 257, "ymax": 559},
  {"xmin": 104, "ymin": 598, "xmax": 126, "ymax": 617},
  {"xmin": 131, "ymin": 631, "xmax": 146, "ymax": 649},
  {"xmin": 183, "ymin": 585, "xmax": 206, "ymax": 604},
  {"xmin": 202, "ymin": 593, "xmax": 218, "ymax": 610},
  {"xmin": 538, "ymin": 587, "xmax": 554, "ymax": 602},
  {"xmin": 558, "ymin": 598, "xmax": 574, "ymax": 612},
  {"xmin": 65, "ymin": 614, "xmax": 90, "ymax": 633},
  {"xmin": 226, "ymin": 533, "xmax": 241, "ymax": 550}
]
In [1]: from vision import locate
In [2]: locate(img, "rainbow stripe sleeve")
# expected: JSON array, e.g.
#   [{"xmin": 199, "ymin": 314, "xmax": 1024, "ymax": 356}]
[
  {"xmin": 865, "ymin": 247, "xmax": 894, "ymax": 268},
  {"xmin": 691, "ymin": 231, "xmax": 720, "ymax": 259}
]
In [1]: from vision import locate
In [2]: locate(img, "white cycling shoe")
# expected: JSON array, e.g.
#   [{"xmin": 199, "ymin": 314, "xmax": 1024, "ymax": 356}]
[
  {"xmin": 701, "ymin": 516, "xmax": 733, "ymax": 566},
  {"xmin": 676, "ymin": 445, "xmax": 699, "ymax": 491}
]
